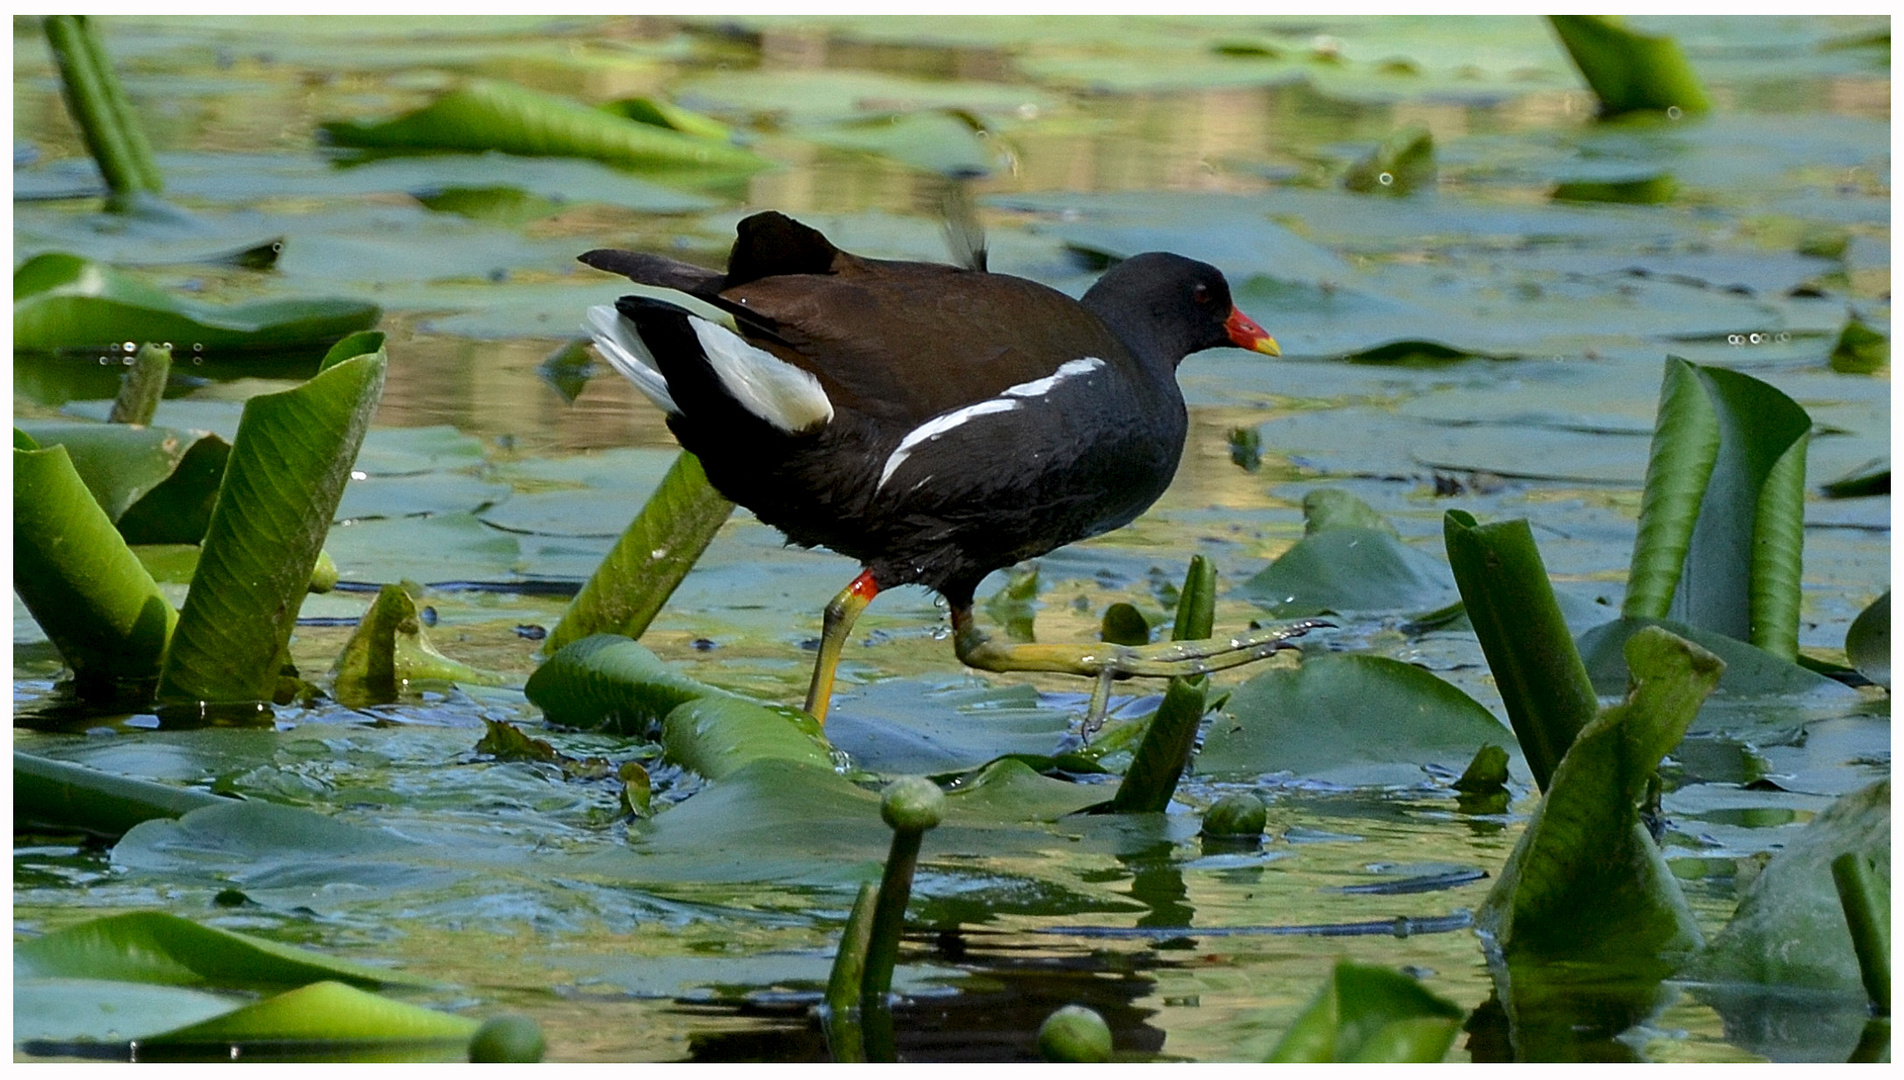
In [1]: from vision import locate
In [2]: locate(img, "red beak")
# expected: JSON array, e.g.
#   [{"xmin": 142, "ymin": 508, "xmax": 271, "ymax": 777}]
[{"xmin": 1225, "ymin": 307, "xmax": 1281, "ymax": 356}]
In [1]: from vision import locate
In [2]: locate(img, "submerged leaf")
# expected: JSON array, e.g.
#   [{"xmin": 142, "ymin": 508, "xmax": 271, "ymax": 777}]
[
  {"xmin": 1240, "ymin": 526, "xmax": 1457, "ymax": 619},
  {"xmin": 14, "ymin": 751, "xmax": 227, "ymax": 839}
]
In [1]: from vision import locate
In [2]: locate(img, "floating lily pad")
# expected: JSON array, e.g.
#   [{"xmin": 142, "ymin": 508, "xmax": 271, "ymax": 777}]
[
  {"xmin": 824, "ymin": 678, "xmax": 1076, "ymax": 776},
  {"xmin": 15, "ymin": 910, "xmax": 424, "ymax": 989},
  {"xmin": 14, "ymin": 252, "xmax": 380, "ymax": 356},
  {"xmin": 1239, "ymin": 527, "xmax": 1457, "ymax": 619},
  {"xmin": 1197, "ymin": 653, "xmax": 1515, "ymax": 787},
  {"xmin": 1680, "ymin": 779, "xmax": 1889, "ymax": 994}
]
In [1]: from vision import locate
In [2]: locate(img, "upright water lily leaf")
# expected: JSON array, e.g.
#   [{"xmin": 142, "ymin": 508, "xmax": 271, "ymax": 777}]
[
  {"xmin": 13, "ymin": 252, "xmax": 381, "ymax": 356},
  {"xmin": 1548, "ymin": 15, "xmax": 1711, "ymax": 117},
  {"xmin": 1680, "ymin": 779, "xmax": 1889, "ymax": 995},
  {"xmin": 15, "ymin": 910, "xmax": 425, "ymax": 989},
  {"xmin": 545, "ymin": 451, "xmax": 735, "ymax": 653},
  {"xmin": 601, "ymin": 96, "xmax": 736, "ymax": 142},
  {"xmin": 1266, "ymin": 962, "xmax": 1465, "ymax": 1063},
  {"xmin": 14, "ymin": 441, "xmax": 177, "ymax": 700},
  {"xmin": 1445, "ymin": 511, "xmax": 1598, "ymax": 792},
  {"xmin": 321, "ymin": 79, "xmax": 766, "ymax": 174},
  {"xmin": 525, "ymin": 633, "xmax": 720, "ymax": 735},
  {"xmin": 1478, "ymin": 625, "xmax": 1718, "ymax": 965},
  {"xmin": 1624, "ymin": 357, "xmax": 1812, "ymax": 660},
  {"xmin": 136, "ymin": 980, "xmax": 478, "ymax": 1063},
  {"xmin": 1829, "ymin": 317, "xmax": 1888, "ymax": 374},
  {"xmin": 1844, "ymin": 592, "xmax": 1889, "ymax": 689},
  {"xmin": 1197, "ymin": 653, "xmax": 1515, "ymax": 787},
  {"xmin": 331, "ymin": 584, "xmax": 511, "ymax": 708},
  {"xmin": 1342, "ymin": 125, "xmax": 1435, "ymax": 196},
  {"xmin": 13, "ymin": 420, "xmax": 230, "ymax": 541},
  {"xmin": 157, "ymin": 338, "xmax": 388, "ymax": 707},
  {"xmin": 14, "ymin": 752, "xmax": 227, "ymax": 839}
]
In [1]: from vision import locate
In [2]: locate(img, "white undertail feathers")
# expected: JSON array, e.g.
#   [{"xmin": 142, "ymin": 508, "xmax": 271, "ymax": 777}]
[{"xmin": 584, "ymin": 304, "xmax": 833, "ymax": 435}]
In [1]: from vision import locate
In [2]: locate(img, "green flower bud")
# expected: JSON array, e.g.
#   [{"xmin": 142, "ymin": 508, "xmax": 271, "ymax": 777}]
[
  {"xmin": 880, "ymin": 775, "xmax": 945, "ymax": 832},
  {"xmin": 1201, "ymin": 792, "xmax": 1267, "ymax": 838},
  {"xmin": 469, "ymin": 1014, "xmax": 546, "ymax": 1063},
  {"xmin": 1038, "ymin": 1004, "xmax": 1113, "ymax": 1062}
]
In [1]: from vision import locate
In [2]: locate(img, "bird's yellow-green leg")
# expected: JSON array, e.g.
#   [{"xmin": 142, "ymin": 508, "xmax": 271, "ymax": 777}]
[
  {"xmin": 804, "ymin": 569, "xmax": 881, "ymax": 725},
  {"xmin": 951, "ymin": 607, "xmax": 1329, "ymax": 680}
]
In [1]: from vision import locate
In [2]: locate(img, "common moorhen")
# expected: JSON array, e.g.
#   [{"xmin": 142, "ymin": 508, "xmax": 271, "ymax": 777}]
[{"xmin": 580, "ymin": 211, "xmax": 1317, "ymax": 723}]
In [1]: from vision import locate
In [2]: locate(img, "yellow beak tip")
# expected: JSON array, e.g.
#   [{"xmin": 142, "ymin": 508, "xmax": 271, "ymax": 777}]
[{"xmin": 1255, "ymin": 336, "xmax": 1282, "ymax": 357}]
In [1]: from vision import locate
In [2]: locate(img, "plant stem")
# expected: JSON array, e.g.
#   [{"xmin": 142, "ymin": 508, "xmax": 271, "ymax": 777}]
[
  {"xmin": 43, "ymin": 15, "xmax": 163, "ymax": 209},
  {"xmin": 1832, "ymin": 852, "xmax": 1890, "ymax": 1015},
  {"xmin": 109, "ymin": 343, "xmax": 171, "ymax": 425},
  {"xmin": 860, "ymin": 830, "xmax": 923, "ymax": 1004},
  {"xmin": 822, "ymin": 882, "xmax": 878, "ymax": 1062}
]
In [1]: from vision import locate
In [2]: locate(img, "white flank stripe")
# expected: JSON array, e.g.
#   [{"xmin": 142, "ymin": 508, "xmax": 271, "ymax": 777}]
[
  {"xmin": 584, "ymin": 305, "xmax": 678, "ymax": 414},
  {"xmin": 1002, "ymin": 356, "xmax": 1105, "ymax": 398},
  {"xmin": 690, "ymin": 320, "xmax": 834, "ymax": 434},
  {"xmin": 877, "ymin": 399, "xmax": 1019, "ymax": 490},
  {"xmin": 876, "ymin": 356, "xmax": 1106, "ymax": 492}
]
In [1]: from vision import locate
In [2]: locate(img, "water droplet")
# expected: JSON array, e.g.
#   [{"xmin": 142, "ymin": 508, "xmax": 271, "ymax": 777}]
[
  {"xmin": 192, "ymin": 342, "xmax": 204, "ymax": 353},
  {"xmin": 160, "ymin": 341, "xmax": 173, "ymax": 350},
  {"xmin": 1377, "ymin": 171, "xmax": 1394, "ymax": 186},
  {"xmin": 97, "ymin": 355, "xmax": 110, "ymax": 365},
  {"xmin": 1728, "ymin": 334, "xmax": 1743, "ymax": 346},
  {"xmin": 1666, "ymin": 106, "xmax": 1684, "ymax": 120},
  {"xmin": 650, "ymin": 547, "xmax": 669, "ymax": 560},
  {"xmin": 1749, "ymin": 332, "xmax": 1763, "ymax": 344},
  {"xmin": 121, "ymin": 341, "xmax": 137, "ymax": 353}
]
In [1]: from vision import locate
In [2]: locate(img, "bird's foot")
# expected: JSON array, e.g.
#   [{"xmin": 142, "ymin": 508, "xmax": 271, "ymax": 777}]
[{"xmin": 952, "ymin": 615, "xmax": 1332, "ymax": 683}]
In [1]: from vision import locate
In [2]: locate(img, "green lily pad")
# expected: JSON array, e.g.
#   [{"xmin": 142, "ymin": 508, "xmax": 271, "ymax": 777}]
[
  {"xmin": 1680, "ymin": 779, "xmax": 1889, "ymax": 994},
  {"xmin": 16, "ymin": 977, "xmax": 241, "ymax": 1047},
  {"xmin": 1239, "ymin": 527, "xmax": 1457, "ymax": 618},
  {"xmin": 661, "ymin": 694, "xmax": 834, "ymax": 781},
  {"xmin": 1577, "ymin": 616, "xmax": 1858, "ymax": 707},
  {"xmin": 322, "ymin": 512, "xmax": 523, "ymax": 586},
  {"xmin": 13, "ymin": 440, "xmax": 177, "ymax": 699},
  {"xmin": 14, "ymin": 252, "xmax": 380, "ymax": 356},
  {"xmin": 1548, "ymin": 15, "xmax": 1711, "ymax": 117},
  {"xmin": 14, "ymin": 751, "xmax": 227, "ymax": 840},
  {"xmin": 795, "ymin": 110, "xmax": 999, "ymax": 177},
  {"xmin": 1844, "ymin": 592, "xmax": 1888, "ymax": 688},
  {"xmin": 525, "ymin": 634, "xmax": 720, "ymax": 735},
  {"xmin": 824, "ymin": 678, "xmax": 1075, "ymax": 776},
  {"xmin": 1197, "ymin": 653, "xmax": 1516, "ymax": 787}
]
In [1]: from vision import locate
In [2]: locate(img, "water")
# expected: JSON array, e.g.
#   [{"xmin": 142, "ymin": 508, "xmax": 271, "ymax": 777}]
[{"xmin": 11, "ymin": 14, "xmax": 1890, "ymax": 1062}]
